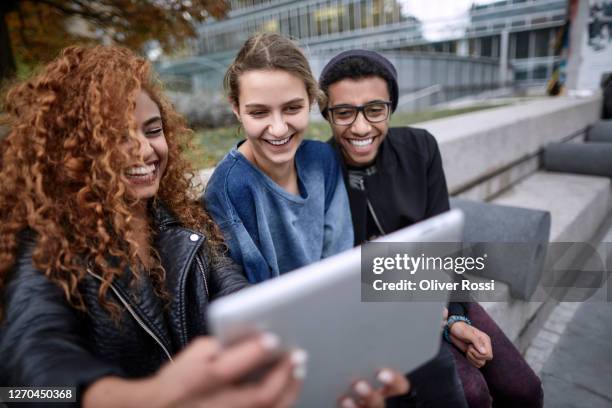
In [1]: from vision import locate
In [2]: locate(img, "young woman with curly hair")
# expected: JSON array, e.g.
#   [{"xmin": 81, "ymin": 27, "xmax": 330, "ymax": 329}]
[{"xmin": 0, "ymin": 45, "xmax": 308, "ymax": 407}]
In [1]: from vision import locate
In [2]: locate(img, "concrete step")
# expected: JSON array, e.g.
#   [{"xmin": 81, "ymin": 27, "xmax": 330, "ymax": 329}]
[
  {"xmin": 491, "ymin": 172, "xmax": 612, "ymax": 242},
  {"xmin": 474, "ymin": 171, "xmax": 611, "ymax": 351}
]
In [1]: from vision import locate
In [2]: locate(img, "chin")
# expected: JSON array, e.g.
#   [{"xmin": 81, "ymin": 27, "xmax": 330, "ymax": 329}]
[
  {"xmin": 269, "ymin": 154, "xmax": 295, "ymax": 166},
  {"xmin": 263, "ymin": 145, "xmax": 299, "ymax": 164},
  {"xmin": 347, "ymin": 153, "xmax": 376, "ymax": 167},
  {"xmin": 131, "ymin": 186, "xmax": 160, "ymax": 201}
]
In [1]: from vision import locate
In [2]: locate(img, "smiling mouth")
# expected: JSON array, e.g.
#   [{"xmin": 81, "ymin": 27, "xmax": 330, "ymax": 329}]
[
  {"xmin": 125, "ymin": 161, "xmax": 159, "ymax": 184},
  {"xmin": 347, "ymin": 137, "xmax": 374, "ymax": 147},
  {"xmin": 264, "ymin": 134, "xmax": 293, "ymax": 146}
]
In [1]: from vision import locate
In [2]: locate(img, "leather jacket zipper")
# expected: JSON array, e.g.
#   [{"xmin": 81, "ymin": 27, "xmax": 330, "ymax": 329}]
[
  {"xmin": 86, "ymin": 269, "xmax": 174, "ymax": 363},
  {"xmin": 366, "ymin": 198, "xmax": 386, "ymax": 235},
  {"xmin": 194, "ymin": 252, "xmax": 209, "ymax": 298}
]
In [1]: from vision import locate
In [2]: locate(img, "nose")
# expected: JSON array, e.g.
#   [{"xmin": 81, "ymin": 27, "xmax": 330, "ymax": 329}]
[
  {"xmin": 134, "ymin": 130, "xmax": 155, "ymax": 162},
  {"xmin": 350, "ymin": 111, "xmax": 372, "ymax": 137},
  {"xmin": 267, "ymin": 112, "xmax": 289, "ymax": 138}
]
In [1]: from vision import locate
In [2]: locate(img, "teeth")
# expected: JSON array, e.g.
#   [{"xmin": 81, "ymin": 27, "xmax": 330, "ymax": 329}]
[
  {"xmin": 126, "ymin": 163, "xmax": 156, "ymax": 176},
  {"xmin": 349, "ymin": 138, "xmax": 373, "ymax": 147},
  {"xmin": 267, "ymin": 136, "xmax": 291, "ymax": 146}
]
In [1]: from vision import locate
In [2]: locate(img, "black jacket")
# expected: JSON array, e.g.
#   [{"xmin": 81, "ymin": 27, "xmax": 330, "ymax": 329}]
[
  {"xmin": 330, "ymin": 127, "xmax": 465, "ymax": 317},
  {"xmin": 330, "ymin": 127, "xmax": 450, "ymax": 245},
  {"xmin": 0, "ymin": 204, "xmax": 248, "ymax": 398}
]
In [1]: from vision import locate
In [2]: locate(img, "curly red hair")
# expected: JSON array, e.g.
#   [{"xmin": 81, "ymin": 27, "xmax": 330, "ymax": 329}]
[{"xmin": 0, "ymin": 45, "xmax": 224, "ymax": 320}]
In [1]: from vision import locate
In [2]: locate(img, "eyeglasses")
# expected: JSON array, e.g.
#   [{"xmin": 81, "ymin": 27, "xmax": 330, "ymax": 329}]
[{"xmin": 327, "ymin": 101, "xmax": 392, "ymax": 126}]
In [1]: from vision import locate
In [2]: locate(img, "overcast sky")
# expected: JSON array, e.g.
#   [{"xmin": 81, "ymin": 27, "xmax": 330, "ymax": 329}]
[
  {"xmin": 398, "ymin": 0, "xmax": 501, "ymax": 40},
  {"xmin": 399, "ymin": 0, "xmax": 500, "ymax": 22}
]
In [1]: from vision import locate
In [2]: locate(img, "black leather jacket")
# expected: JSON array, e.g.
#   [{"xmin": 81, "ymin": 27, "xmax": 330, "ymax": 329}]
[{"xmin": 0, "ymin": 204, "xmax": 248, "ymax": 398}]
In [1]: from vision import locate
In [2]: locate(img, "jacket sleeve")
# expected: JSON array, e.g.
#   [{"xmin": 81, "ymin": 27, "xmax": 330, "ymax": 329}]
[
  {"xmin": 0, "ymin": 239, "xmax": 124, "ymax": 401},
  {"xmin": 208, "ymin": 254, "xmax": 250, "ymax": 300},
  {"xmin": 447, "ymin": 302, "xmax": 466, "ymax": 317},
  {"xmin": 424, "ymin": 130, "xmax": 450, "ymax": 217},
  {"xmin": 322, "ymin": 149, "xmax": 355, "ymax": 258}
]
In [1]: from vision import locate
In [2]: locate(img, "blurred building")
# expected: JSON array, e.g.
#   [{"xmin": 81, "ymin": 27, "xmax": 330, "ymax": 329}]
[
  {"xmin": 158, "ymin": 0, "xmax": 567, "ymax": 105},
  {"xmin": 465, "ymin": 0, "xmax": 567, "ymax": 86}
]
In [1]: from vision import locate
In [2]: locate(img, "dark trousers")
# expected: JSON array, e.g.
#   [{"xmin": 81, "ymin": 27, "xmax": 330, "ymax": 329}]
[
  {"xmin": 388, "ymin": 342, "xmax": 469, "ymax": 408},
  {"xmin": 451, "ymin": 303, "xmax": 544, "ymax": 408}
]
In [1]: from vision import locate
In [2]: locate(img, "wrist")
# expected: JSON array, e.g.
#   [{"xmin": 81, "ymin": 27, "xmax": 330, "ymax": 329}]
[
  {"xmin": 83, "ymin": 376, "xmax": 177, "ymax": 408},
  {"xmin": 138, "ymin": 376, "xmax": 171, "ymax": 408},
  {"xmin": 443, "ymin": 315, "xmax": 472, "ymax": 343},
  {"xmin": 148, "ymin": 369, "xmax": 188, "ymax": 408}
]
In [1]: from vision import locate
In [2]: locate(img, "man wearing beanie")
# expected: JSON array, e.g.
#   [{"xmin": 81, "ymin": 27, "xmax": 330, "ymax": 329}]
[
  {"xmin": 319, "ymin": 49, "xmax": 446, "ymax": 245},
  {"xmin": 319, "ymin": 48, "xmax": 469, "ymax": 408},
  {"xmin": 319, "ymin": 50, "xmax": 543, "ymax": 408}
]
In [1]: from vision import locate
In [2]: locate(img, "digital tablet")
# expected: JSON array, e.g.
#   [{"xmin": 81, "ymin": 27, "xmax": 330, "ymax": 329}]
[{"xmin": 208, "ymin": 209, "xmax": 464, "ymax": 407}]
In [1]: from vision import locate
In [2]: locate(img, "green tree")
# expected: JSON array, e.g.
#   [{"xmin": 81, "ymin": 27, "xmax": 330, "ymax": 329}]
[{"xmin": 0, "ymin": 0, "xmax": 228, "ymax": 81}]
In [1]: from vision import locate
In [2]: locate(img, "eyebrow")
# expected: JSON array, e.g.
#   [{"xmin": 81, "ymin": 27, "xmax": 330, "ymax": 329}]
[
  {"xmin": 143, "ymin": 116, "xmax": 162, "ymax": 127},
  {"xmin": 331, "ymin": 99, "xmax": 388, "ymax": 107},
  {"xmin": 244, "ymin": 98, "xmax": 306, "ymax": 108}
]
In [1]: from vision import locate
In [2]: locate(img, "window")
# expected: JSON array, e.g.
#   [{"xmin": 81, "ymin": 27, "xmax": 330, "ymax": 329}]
[
  {"xmin": 300, "ymin": 8, "xmax": 310, "ymax": 37},
  {"xmin": 481, "ymin": 36, "xmax": 493, "ymax": 57},
  {"xmin": 289, "ymin": 10, "xmax": 300, "ymax": 38},
  {"xmin": 261, "ymin": 18, "xmax": 279, "ymax": 33},
  {"xmin": 534, "ymin": 29, "xmax": 550, "ymax": 57},
  {"xmin": 373, "ymin": 0, "xmax": 382, "ymax": 26},
  {"xmin": 533, "ymin": 65, "xmax": 548, "ymax": 80},
  {"xmin": 384, "ymin": 0, "xmax": 400, "ymax": 24},
  {"xmin": 515, "ymin": 69, "xmax": 528, "ymax": 81},
  {"xmin": 309, "ymin": 6, "xmax": 317, "ymax": 36},
  {"xmin": 280, "ymin": 12, "xmax": 289, "ymax": 35},
  {"xmin": 514, "ymin": 31, "xmax": 530, "ymax": 59},
  {"xmin": 492, "ymin": 35, "xmax": 500, "ymax": 58},
  {"xmin": 349, "ymin": 2, "xmax": 357, "ymax": 30},
  {"xmin": 361, "ymin": 0, "xmax": 369, "ymax": 29},
  {"xmin": 469, "ymin": 38, "xmax": 477, "ymax": 56}
]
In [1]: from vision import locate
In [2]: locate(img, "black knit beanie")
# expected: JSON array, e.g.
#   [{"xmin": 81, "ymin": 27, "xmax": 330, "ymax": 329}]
[{"xmin": 319, "ymin": 49, "xmax": 399, "ymax": 118}]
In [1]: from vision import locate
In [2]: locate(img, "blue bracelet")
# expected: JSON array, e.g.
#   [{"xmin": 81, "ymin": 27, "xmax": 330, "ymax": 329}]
[{"xmin": 443, "ymin": 315, "xmax": 472, "ymax": 343}]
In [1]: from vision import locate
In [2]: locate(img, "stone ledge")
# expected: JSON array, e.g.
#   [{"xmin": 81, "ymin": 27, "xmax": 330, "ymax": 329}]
[{"xmin": 417, "ymin": 96, "xmax": 601, "ymax": 196}]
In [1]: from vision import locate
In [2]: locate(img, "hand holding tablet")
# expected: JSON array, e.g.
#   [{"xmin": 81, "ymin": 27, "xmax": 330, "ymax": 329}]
[
  {"xmin": 338, "ymin": 369, "xmax": 410, "ymax": 408},
  {"xmin": 208, "ymin": 210, "xmax": 464, "ymax": 407}
]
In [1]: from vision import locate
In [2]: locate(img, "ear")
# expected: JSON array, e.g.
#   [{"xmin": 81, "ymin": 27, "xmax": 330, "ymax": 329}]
[{"xmin": 230, "ymin": 100, "xmax": 241, "ymax": 123}]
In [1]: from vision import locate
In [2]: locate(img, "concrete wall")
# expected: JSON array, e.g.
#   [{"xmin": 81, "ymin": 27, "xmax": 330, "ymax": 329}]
[{"xmin": 419, "ymin": 96, "xmax": 603, "ymax": 197}]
